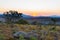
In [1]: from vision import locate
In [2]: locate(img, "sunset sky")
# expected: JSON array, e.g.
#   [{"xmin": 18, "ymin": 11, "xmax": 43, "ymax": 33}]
[{"xmin": 0, "ymin": 0, "xmax": 60, "ymax": 16}]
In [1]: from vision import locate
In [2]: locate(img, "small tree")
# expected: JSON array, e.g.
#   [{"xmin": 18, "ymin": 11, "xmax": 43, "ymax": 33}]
[
  {"xmin": 3, "ymin": 10, "xmax": 22, "ymax": 24},
  {"xmin": 3, "ymin": 10, "xmax": 22, "ymax": 27}
]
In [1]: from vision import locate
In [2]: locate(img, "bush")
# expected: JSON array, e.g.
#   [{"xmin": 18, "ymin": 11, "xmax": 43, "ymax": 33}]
[
  {"xmin": 19, "ymin": 34, "xmax": 26, "ymax": 40},
  {"xmin": 30, "ymin": 36, "xmax": 37, "ymax": 40},
  {"xmin": 16, "ymin": 19, "xmax": 29, "ymax": 24}
]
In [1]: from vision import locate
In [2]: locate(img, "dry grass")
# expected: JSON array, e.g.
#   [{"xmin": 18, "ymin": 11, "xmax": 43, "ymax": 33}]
[{"xmin": 0, "ymin": 24, "xmax": 60, "ymax": 40}]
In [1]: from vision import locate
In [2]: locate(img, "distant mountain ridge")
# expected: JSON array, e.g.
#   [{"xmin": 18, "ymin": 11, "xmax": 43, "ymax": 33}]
[
  {"xmin": 0, "ymin": 13, "xmax": 60, "ymax": 19},
  {"xmin": 49, "ymin": 15, "xmax": 60, "ymax": 18},
  {"xmin": 22, "ymin": 14, "xmax": 33, "ymax": 19}
]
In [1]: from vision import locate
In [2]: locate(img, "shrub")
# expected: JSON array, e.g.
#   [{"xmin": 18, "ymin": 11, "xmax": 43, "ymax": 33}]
[
  {"xmin": 19, "ymin": 34, "xmax": 26, "ymax": 40},
  {"xmin": 16, "ymin": 19, "xmax": 29, "ymax": 24},
  {"xmin": 30, "ymin": 36, "xmax": 37, "ymax": 40}
]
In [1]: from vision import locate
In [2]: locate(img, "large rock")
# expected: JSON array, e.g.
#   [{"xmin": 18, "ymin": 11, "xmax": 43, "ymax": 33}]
[
  {"xmin": 13, "ymin": 31, "xmax": 38, "ymax": 39},
  {"xmin": 13, "ymin": 31, "xmax": 27, "ymax": 38}
]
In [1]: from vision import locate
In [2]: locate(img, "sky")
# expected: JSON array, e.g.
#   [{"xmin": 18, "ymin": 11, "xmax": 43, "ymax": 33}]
[{"xmin": 0, "ymin": 0, "xmax": 60, "ymax": 16}]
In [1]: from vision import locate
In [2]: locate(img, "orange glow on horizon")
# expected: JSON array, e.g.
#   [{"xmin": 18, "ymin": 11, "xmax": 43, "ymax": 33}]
[{"xmin": 0, "ymin": 8, "xmax": 60, "ymax": 16}]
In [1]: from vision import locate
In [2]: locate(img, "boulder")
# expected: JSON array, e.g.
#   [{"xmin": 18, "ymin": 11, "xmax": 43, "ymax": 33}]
[
  {"xmin": 13, "ymin": 31, "xmax": 27, "ymax": 38},
  {"xmin": 13, "ymin": 31, "xmax": 38, "ymax": 39}
]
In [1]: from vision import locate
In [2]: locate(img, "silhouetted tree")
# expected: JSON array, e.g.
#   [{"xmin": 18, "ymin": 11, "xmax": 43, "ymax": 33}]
[
  {"xmin": 3, "ymin": 10, "xmax": 22, "ymax": 28},
  {"xmin": 3, "ymin": 10, "xmax": 22, "ymax": 23}
]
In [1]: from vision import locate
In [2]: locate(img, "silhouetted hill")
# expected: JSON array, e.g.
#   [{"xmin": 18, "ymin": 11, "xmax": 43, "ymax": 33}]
[{"xmin": 0, "ymin": 13, "xmax": 60, "ymax": 19}]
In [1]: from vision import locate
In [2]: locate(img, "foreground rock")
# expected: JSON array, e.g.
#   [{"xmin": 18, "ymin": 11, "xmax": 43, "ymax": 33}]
[{"xmin": 13, "ymin": 31, "xmax": 38, "ymax": 39}]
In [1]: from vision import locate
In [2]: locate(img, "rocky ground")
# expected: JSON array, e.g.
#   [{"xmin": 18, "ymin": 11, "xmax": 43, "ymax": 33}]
[{"xmin": 0, "ymin": 24, "xmax": 60, "ymax": 40}]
